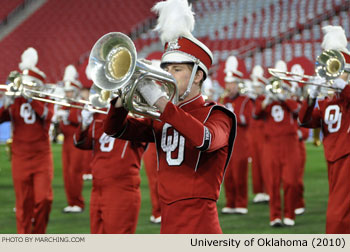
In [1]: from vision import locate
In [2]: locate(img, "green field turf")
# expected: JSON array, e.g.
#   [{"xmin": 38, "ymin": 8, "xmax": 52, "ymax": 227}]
[{"xmin": 0, "ymin": 142, "xmax": 328, "ymax": 234}]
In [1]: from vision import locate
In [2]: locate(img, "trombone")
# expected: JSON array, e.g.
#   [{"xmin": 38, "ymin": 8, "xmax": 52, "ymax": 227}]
[
  {"xmin": 268, "ymin": 49, "xmax": 346, "ymax": 91},
  {"xmin": 88, "ymin": 32, "xmax": 178, "ymax": 118},
  {"xmin": 0, "ymin": 77, "xmax": 108, "ymax": 114}
]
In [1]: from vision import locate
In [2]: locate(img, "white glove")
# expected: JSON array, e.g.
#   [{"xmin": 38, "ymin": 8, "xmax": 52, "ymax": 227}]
[
  {"xmin": 297, "ymin": 129, "xmax": 303, "ymax": 140},
  {"xmin": 308, "ymin": 85, "xmax": 320, "ymax": 99},
  {"xmin": 137, "ymin": 80, "xmax": 167, "ymax": 107},
  {"xmin": 56, "ymin": 109, "xmax": 69, "ymax": 125},
  {"xmin": 277, "ymin": 92, "xmax": 286, "ymax": 101},
  {"xmin": 262, "ymin": 93, "xmax": 273, "ymax": 107},
  {"xmin": 81, "ymin": 108, "xmax": 94, "ymax": 128},
  {"xmin": 239, "ymin": 115, "xmax": 246, "ymax": 125},
  {"xmin": 332, "ymin": 78, "xmax": 347, "ymax": 90},
  {"xmin": 3, "ymin": 95, "xmax": 14, "ymax": 108}
]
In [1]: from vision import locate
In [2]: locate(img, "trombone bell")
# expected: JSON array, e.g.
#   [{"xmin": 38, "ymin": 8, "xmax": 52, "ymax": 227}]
[{"xmin": 315, "ymin": 49, "xmax": 345, "ymax": 81}]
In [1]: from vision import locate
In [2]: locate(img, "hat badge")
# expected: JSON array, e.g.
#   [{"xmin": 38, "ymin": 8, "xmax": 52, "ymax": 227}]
[{"xmin": 166, "ymin": 39, "xmax": 181, "ymax": 51}]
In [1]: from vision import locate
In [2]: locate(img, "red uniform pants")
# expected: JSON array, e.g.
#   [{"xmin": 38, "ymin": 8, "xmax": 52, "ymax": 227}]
[
  {"xmin": 62, "ymin": 139, "xmax": 84, "ymax": 208},
  {"xmin": 223, "ymin": 136, "xmax": 249, "ymax": 208},
  {"xmin": 264, "ymin": 134, "xmax": 299, "ymax": 221},
  {"xmin": 250, "ymin": 129, "xmax": 268, "ymax": 194},
  {"xmin": 143, "ymin": 143, "xmax": 161, "ymax": 218},
  {"xmin": 12, "ymin": 152, "xmax": 53, "ymax": 234},
  {"xmin": 296, "ymin": 140, "xmax": 306, "ymax": 210},
  {"xmin": 326, "ymin": 154, "xmax": 350, "ymax": 234},
  {"xmin": 90, "ymin": 177, "xmax": 141, "ymax": 234},
  {"xmin": 160, "ymin": 198, "xmax": 222, "ymax": 234}
]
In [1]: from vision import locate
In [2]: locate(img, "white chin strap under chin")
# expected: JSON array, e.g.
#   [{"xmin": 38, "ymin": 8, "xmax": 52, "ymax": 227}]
[{"xmin": 179, "ymin": 60, "xmax": 200, "ymax": 101}]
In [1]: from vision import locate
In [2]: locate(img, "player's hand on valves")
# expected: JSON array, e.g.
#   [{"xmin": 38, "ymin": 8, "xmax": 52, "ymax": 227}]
[
  {"xmin": 332, "ymin": 78, "xmax": 347, "ymax": 90},
  {"xmin": 137, "ymin": 80, "xmax": 167, "ymax": 107},
  {"xmin": 81, "ymin": 106, "xmax": 94, "ymax": 128}
]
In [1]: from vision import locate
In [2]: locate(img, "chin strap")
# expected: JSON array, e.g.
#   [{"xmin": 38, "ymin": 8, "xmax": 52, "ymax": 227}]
[{"xmin": 179, "ymin": 60, "xmax": 200, "ymax": 101}]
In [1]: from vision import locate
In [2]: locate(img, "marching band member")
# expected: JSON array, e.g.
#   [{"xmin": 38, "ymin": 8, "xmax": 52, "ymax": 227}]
[
  {"xmin": 289, "ymin": 62, "xmax": 311, "ymax": 216},
  {"xmin": 249, "ymin": 65, "xmax": 270, "ymax": 204},
  {"xmin": 74, "ymin": 107, "xmax": 147, "ymax": 233},
  {"xmin": 58, "ymin": 65, "xmax": 86, "ymax": 213},
  {"xmin": 254, "ymin": 60, "xmax": 300, "ymax": 227},
  {"xmin": 220, "ymin": 56, "xmax": 252, "ymax": 215},
  {"xmin": 298, "ymin": 25, "xmax": 350, "ymax": 234},
  {"xmin": 0, "ymin": 47, "xmax": 53, "ymax": 233},
  {"xmin": 103, "ymin": 0, "xmax": 236, "ymax": 234}
]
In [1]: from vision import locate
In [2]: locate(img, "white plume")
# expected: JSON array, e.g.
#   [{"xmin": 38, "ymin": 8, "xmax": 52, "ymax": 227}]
[
  {"xmin": 251, "ymin": 65, "xmax": 264, "ymax": 78},
  {"xmin": 152, "ymin": 0, "xmax": 195, "ymax": 44},
  {"xmin": 19, "ymin": 47, "xmax": 38, "ymax": 71},
  {"xmin": 224, "ymin": 56, "xmax": 239, "ymax": 73},
  {"xmin": 275, "ymin": 60, "xmax": 287, "ymax": 72},
  {"xmin": 321, "ymin": 25, "xmax": 349, "ymax": 53},
  {"xmin": 63, "ymin": 65, "xmax": 78, "ymax": 82}
]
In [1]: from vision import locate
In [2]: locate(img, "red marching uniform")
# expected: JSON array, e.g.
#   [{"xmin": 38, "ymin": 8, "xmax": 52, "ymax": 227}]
[
  {"xmin": 255, "ymin": 97, "xmax": 300, "ymax": 223},
  {"xmin": 104, "ymin": 95, "xmax": 236, "ymax": 234},
  {"xmin": 0, "ymin": 98, "xmax": 54, "ymax": 233},
  {"xmin": 221, "ymin": 94, "xmax": 252, "ymax": 211},
  {"xmin": 59, "ymin": 106, "xmax": 85, "ymax": 210},
  {"xmin": 74, "ymin": 113, "xmax": 147, "ymax": 233},
  {"xmin": 299, "ymin": 85, "xmax": 350, "ymax": 233},
  {"xmin": 142, "ymin": 143, "xmax": 162, "ymax": 221}
]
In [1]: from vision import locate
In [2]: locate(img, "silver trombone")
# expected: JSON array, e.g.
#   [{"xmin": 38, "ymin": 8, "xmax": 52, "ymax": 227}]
[
  {"xmin": 0, "ymin": 77, "xmax": 108, "ymax": 114},
  {"xmin": 268, "ymin": 49, "xmax": 346, "ymax": 90},
  {"xmin": 89, "ymin": 32, "xmax": 178, "ymax": 118}
]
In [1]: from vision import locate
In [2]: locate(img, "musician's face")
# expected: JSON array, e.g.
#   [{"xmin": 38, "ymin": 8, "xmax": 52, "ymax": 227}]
[
  {"xmin": 164, "ymin": 63, "xmax": 203, "ymax": 100},
  {"xmin": 65, "ymin": 90, "xmax": 75, "ymax": 99},
  {"xmin": 225, "ymin": 81, "xmax": 239, "ymax": 97}
]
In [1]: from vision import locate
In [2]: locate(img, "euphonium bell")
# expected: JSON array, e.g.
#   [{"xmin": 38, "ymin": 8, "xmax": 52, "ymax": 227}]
[{"xmin": 89, "ymin": 32, "xmax": 178, "ymax": 118}]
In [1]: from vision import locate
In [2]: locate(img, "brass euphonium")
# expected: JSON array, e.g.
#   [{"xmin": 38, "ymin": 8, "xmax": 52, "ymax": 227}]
[{"xmin": 88, "ymin": 32, "xmax": 178, "ymax": 118}]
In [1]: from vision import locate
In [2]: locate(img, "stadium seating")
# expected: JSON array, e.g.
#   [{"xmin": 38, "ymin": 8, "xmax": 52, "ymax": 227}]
[
  {"xmin": 0, "ymin": 0, "xmax": 157, "ymax": 82},
  {"xmin": 0, "ymin": 0, "xmax": 349, "ymax": 83}
]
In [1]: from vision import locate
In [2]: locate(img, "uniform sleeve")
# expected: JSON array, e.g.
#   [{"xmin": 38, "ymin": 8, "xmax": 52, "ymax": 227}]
[
  {"xmin": 240, "ymin": 98, "xmax": 252, "ymax": 127},
  {"xmin": 67, "ymin": 107, "xmax": 81, "ymax": 126},
  {"xmin": 0, "ymin": 107, "xmax": 11, "ymax": 123},
  {"xmin": 299, "ymin": 127, "xmax": 310, "ymax": 141},
  {"xmin": 74, "ymin": 124, "xmax": 93, "ymax": 150},
  {"xmin": 30, "ymin": 100, "xmax": 54, "ymax": 122},
  {"xmin": 159, "ymin": 102, "xmax": 233, "ymax": 152},
  {"xmin": 284, "ymin": 99, "xmax": 300, "ymax": 115},
  {"xmin": 298, "ymin": 98, "xmax": 322, "ymax": 128},
  {"xmin": 103, "ymin": 99, "xmax": 155, "ymax": 142},
  {"xmin": 253, "ymin": 97, "xmax": 266, "ymax": 118},
  {"xmin": 340, "ymin": 85, "xmax": 350, "ymax": 101}
]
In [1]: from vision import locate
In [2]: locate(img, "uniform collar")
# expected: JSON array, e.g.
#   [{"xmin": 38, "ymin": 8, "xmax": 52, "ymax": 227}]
[{"xmin": 178, "ymin": 94, "xmax": 205, "ymax": 111}]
